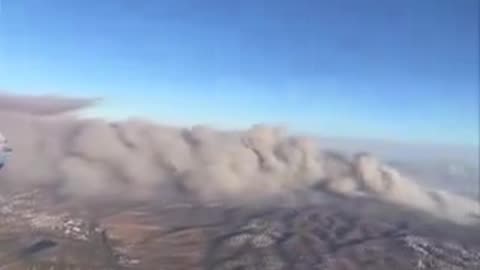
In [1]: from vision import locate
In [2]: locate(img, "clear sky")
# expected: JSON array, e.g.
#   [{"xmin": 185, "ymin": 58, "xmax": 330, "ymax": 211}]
[{"xmin": 0, "ymin": 0, "xmax": 478, "ymax": 146}]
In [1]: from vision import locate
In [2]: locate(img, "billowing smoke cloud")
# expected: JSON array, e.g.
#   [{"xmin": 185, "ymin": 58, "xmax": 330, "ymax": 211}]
[{"xmin": 0, "ymin": 93, "xmax": 478, "ymax": 225}]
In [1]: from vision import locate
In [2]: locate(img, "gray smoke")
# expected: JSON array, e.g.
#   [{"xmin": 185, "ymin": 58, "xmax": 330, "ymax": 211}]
[
  {"xmin": 0, "ymin": 93, "xmax": 478, "ymax": 225},
  {"xmin": 0, "ymin": 91, "xmax": 99, "ymax": 115}
]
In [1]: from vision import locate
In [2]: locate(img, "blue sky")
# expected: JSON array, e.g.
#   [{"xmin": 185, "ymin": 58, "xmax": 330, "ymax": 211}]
[{"xmin": 0, "ymin": 0, "xmax": 478, "ymax": 145}]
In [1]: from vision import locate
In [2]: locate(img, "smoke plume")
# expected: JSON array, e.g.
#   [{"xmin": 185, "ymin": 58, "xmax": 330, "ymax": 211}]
[
  {"xmin": 0, "ymin": 93, "xmax": 478, "ymax": 225},
  {"xmin": 0, "ymin": 92, "xmax": 99, "ymax": 115}
]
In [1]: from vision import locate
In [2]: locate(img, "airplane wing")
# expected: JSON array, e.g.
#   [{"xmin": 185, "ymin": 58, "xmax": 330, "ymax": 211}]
[{"xmin": 0, "ymin": 132, "xmax": 12, "ymax": 170}]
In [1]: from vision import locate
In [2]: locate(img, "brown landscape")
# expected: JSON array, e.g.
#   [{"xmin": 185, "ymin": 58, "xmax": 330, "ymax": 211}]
[{"xmin": 0, "ymin": 187, "xmax": 480, "ymax": 270}]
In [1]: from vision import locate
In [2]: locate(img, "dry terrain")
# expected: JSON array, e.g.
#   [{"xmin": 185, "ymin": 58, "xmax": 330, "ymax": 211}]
[{"xmin": 1, "ymin": 189, "xmax": 479, "ymax": 270}]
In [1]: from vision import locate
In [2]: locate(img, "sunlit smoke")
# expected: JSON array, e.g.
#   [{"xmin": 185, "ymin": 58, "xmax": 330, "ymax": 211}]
[{"xmin": 0, "ymin": 92, "xmax": 478, "ymax": 225}]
